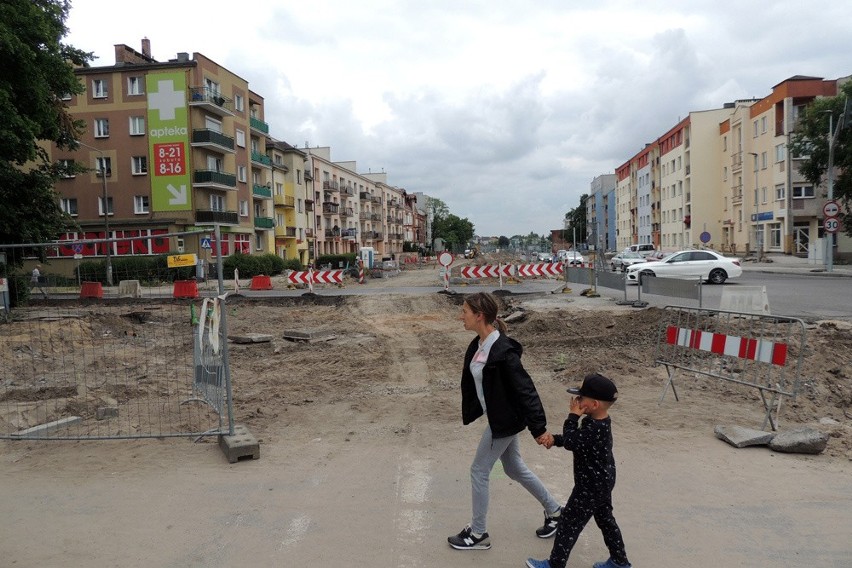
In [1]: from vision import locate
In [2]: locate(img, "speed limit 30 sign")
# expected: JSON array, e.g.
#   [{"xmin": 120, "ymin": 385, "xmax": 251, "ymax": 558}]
[{"xmin": 823, "ymin": 217, "xmax": 840, "ymax": 234}]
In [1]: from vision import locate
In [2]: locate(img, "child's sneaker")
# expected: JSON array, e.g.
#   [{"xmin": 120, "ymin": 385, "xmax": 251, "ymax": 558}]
[
  {"xmin": 593, "ymin": 559, "xmax": 632, "ymax": 568},
  {"xmin": 534, "ymin": 506, "xmax": 562, "ymax": 538},
  {"xmin": 525, "ymin": 559, "xmax": 551, "ymax": 568},
  {"xmin": 447, "ymin": 525, "xmax": 491, "ymax": 550}
]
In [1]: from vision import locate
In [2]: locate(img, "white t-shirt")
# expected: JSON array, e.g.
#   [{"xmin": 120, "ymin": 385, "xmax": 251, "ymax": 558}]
[{"xmin": 469, "ymin": 329, "xmax": 500, "ymax": 415}]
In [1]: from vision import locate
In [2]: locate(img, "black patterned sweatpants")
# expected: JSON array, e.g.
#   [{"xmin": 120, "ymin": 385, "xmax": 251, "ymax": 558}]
[{"xmin": 547, "ymin": 486, "xmax": 629, "ymax": 568}]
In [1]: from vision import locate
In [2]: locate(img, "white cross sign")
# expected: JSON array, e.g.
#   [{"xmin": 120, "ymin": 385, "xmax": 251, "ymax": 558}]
[{"xmin": 149, "ymin": 80, "xmax": 185, "ymax": 121}]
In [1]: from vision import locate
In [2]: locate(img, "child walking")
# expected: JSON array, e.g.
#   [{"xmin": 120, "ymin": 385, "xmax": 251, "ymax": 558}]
[{"xmin": 526, "ymin": 373, "xmax": 632, "ymax": 568}]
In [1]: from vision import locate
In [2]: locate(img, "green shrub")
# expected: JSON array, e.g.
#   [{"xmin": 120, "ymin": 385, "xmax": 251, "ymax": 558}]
[{"xmin": 316, "ymin": 253, "xmax": 357, "ymax": 269}]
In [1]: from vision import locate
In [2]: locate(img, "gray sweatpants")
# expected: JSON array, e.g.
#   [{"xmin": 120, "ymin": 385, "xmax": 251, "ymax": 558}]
[{"xmin": 470, "ymin": 425, "xmax": 561, "ymax": 535}]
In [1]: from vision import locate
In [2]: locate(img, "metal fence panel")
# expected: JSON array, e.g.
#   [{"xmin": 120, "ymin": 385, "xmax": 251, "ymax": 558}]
[{"xmin": 0, "ymin": 233, "xmax": 232, "ymax": 440}]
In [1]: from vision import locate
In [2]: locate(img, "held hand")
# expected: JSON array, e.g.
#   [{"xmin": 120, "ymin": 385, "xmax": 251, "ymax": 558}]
[{"xmin": 536, "ymin": 432, "xmax": 554, "ymax": 449}]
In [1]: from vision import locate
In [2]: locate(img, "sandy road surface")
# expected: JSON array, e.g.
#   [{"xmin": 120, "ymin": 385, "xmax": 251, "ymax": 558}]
[{"xmin": 2, "ymin": 261, "xmax": 851, "ymax": 567}]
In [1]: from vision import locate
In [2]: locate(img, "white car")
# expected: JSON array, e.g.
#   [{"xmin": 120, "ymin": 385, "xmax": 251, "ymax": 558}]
[
  {"xmin": 626, "ymin": 250, "xmax": 742, "ymax": 284},
  {"xmin": 559, "ymin": 251, "xmax": 585, "ymax": 266}
]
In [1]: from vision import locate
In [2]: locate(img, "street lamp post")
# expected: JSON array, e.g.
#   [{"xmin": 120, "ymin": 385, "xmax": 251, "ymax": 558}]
[
  {"xmin": 77, "ymin": 141, "xmax": 113, "ymax": 286},
  {"xmin": 748, "ymin": 152, "xmax": 762, "ymax": 261}
]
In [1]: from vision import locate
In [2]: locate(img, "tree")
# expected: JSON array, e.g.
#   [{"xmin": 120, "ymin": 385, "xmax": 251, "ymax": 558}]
[
  {"xmin": 0, "ymin": 0, "xmax": 91, "ymax": 258},
  {"xmin": 789, "ymin": 82, "xmax": 852, "ymax": 237},
  {"xmin": 563, "ymin": 194, "xmax": 588, "ymax": 245},
  {"xmin": 497, "ymin": 235, "xmax": 510, "ymax": 247},
  {"xmin": 433, "ymin": 214, "xmax": 474, "ymax": 251}
]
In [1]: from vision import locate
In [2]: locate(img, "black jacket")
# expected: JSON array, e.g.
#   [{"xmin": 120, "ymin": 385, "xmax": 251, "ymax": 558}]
[{"xmin": 460, "ymin": 333, "xmax": 548, "ymax": 439}]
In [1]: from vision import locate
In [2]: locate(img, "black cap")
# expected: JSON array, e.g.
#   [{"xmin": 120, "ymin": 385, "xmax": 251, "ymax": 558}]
[{"xmin": 567, "ymin": 373, "xmax": 618, "ymax": 402}]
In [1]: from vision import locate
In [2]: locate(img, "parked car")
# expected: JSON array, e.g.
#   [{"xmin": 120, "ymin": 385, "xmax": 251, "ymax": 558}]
[
  {"xmin": 537, "ymin": 252, "xmax": 553, "ymax": 262},
  {"xmin": 626, "ymin": 243, "xmax": 657, "ymax": 257},
  {"xmin": 610, "ymin": 251, "xmax": 646, "ymax": 272},
  {"xmin": 560, "ymin": 250, "xmax": 585, "ymax": 266},
  {"xmin": 626, "ymin": 250, "xmax": 742, "ymax": 284}
]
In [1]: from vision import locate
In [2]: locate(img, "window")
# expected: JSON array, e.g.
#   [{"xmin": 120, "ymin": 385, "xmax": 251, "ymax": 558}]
[
  {"xmin": 235, "ymin": 129, "xmax": 246, "ymax": 148},
  {"xmin": 129, "ymin": 116, "xmax": 145, "ymax": 135},
  {"xmin": 298, "ymin": 198, "xmax": 303, "ymax": 213},
  {"xmin": 237, "ymin": 165, "xmax": 247, "ymax": 182},
  {"xmin": 761, "ymin": 186, "xmax": 767, "ymax": 204},
  {"xmin": 234, "ymin": 94, "xmax": 244, "ymax": 112},
  {"xmin": 57, "ymin": 159, "xmax": 76, "ymax": 178},
  {"xmin": 210, "ymin": 194, "xmax": 225, "ymax": 211},
  {"xmin": 775, "ymin": 144, "xmax": 785, "ymax": 163},
  {"xmin": 753, "ymin": 120, "xmax": 758, "ymax": 138},
  {"xmin": 134, "ymin": 195, "xmax": 149, "ymax": 214},
  {"xmin": 723, "ymin": 136, "xmax": 728, "ymax": 152},
  {"xmin": 60, "ymin": 198, "xmax": 78, "ymax": 216},
  {"xmin": 775, "ymin": 184, "xmax": 785, "ymax": 201},
  {"xmin": 769, "ymin": 223, "xmax": 781, "ymax": 248},
  {"xmin": 761, "ymin": 116, "xmax": 767, "ymax": 133},
  {"xmin": 792, "ymin": 185, "xmax": 814, "ymax": 199},
  {"xmin": 204, "ymin": 78, "xmax": 220, "ymax": 97},
  {"xmin": 239, "ymin": 200, "xmax": 249, "ymax": 217},
  {"xmin": 95, "ymin": 156, "xmax": 111, "ymax": 177},
  {"xmin": 92, "ymin": 79, "xmax": 108, "ymax": 98},
  {"xmin": 127, "ymin": 76, "xmax": 143, "ymax": 95},
  {"xmin": 761, "ymin": 152, "xmax": 767, "ymax": 169},
  {"xmin": 723, "ymin": 166, "xmax": 728, "ymax": 181},
  {"xmin": 275, "ymin": 182, "xmax": 283, "ymax": 196},
  {"xmin": 207, "ymin": 155, "xmax": 222, "ymax": 171},
  {"xmin": 98, "ymin": 196, "xmax": 114, "ymax": 216},
  {"xmin": 297, "ymin": 170, "xmax": 302, "ymax": 184},
  {"xmin": 255, "ymin": 233, "xmax": 263, "ymax": 251},
  {"xmin": 131, "ymin": 156, "xmax": 148, "ymax": 175},
  {"xmin": 94, "ymin": 118, "xmax": 110, "ymax": 138}
]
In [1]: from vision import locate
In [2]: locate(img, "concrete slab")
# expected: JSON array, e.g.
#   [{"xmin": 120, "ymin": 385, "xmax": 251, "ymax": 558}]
[
  {"xmin": 282, "ymin": 329, "xmax": 337, "ymax": 343},
  {"xmin": 13, "ymin": 416, "xmax": 82, "ymax": 438},
  {"xmin": 228, "ymin": 333, "xmax": 274, "ymax": 344},
  {"xmin": 769, "ymin": 427, "xmax": 829, "ymax": 454},
  {"xmin": 714, "ymin": 425, "xmax": 775, "ymax": 448},
  {"xmin": 218, "ymin": 424, "xmax": 260, "ymax": 463}
]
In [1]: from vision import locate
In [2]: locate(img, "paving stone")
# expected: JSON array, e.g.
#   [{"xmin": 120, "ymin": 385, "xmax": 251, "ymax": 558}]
[
  {"xmin": 14, "ymin": 416, "xmax": 82, "ymax": 438},
  {"xmin": 714, "ymin": 425, "xmax": 775, "ymax": 448},
  {"xmin": 769, "ymin": 427, "xmax": 829, "ymax": 454},
  {"xmin": 228, "ymin": 333, "xmax": 274, "ymax": 344}
]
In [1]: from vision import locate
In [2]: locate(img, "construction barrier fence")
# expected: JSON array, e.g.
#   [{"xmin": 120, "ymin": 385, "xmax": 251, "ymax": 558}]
[
  {"xmin": 653, "ymin": 305, "xmax": 806, "ymax": 430},
  {"xmin": 0, "ymin": 229, "xmax": 234, "ymax": 440}
]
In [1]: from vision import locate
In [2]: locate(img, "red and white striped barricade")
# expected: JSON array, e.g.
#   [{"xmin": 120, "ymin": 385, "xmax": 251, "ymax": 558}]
[{"xmin": 654, "ymin": 306, "xmax": 806, "ymax": 430}]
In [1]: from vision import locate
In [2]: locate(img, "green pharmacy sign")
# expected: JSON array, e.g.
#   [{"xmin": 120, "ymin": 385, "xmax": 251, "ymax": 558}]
[{"xmin": 146, "ymin": 71, "xmax": 192, "ymax": 212}]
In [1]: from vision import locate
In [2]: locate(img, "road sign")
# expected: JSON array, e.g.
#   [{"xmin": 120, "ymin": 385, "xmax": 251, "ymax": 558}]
[
  {"xmin": 72, "ymin": 243, "xmax": 84, "ymax": 254},
  {"xmin": 700, "ymin": 231, "xmax": 711, "ymax": 244},
  {"xmin": 823, "ymin": 200, "xmax": 840, "ymax": 218},
  {"xmin": 823, "ymin": 217, "xmax": 840, "ymax": 233},
  {"xmin": 437, "ymin": 252, "xmax": 453, "ymax": 267},
  {"xmin": 200, "ymin": 237, "xmax": 212, "ymax": 249},
  {"xmin": 287, "ymin": 270, "xmax": 343, "ymax": 284}
]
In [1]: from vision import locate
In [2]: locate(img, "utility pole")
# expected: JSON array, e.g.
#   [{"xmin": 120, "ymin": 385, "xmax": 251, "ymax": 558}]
[{"xmin": 78, "ymin": 141, "xmax": 113, "ymax": 286}]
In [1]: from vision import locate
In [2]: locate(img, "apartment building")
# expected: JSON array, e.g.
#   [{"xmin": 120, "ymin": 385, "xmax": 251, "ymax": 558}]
[
  {"xmin": 267, "ymin": 140, "xmax": 311, "ymax": 265},
  {"xmin": 46, "ymin": 41, "xmax": 273, "ymax": 265},
  {"xmin": 586, "ymin": 174, "xmax": 616, "ymax": 251},
  {"xmin": 611, "ymin": 74, "xmax": 850, "ymax": 259}
]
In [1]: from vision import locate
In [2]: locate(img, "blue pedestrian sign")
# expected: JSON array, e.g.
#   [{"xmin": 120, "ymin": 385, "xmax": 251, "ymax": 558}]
[{"xmin": 200, "ymin": 237, "xmax": 212, "ymax": 249}]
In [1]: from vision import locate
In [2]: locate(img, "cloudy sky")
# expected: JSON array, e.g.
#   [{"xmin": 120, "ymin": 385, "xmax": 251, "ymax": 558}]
[{"xmin": 65, "ymin": 0, "xmax": 852, "ymax": 237}]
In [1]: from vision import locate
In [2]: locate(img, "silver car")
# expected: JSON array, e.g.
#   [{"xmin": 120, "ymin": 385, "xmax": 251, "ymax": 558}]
[
  {"xmin": 626, "ymin": 250, "xmax": 742, "ymax": 284},
  {"xmin": 610, "ymin": 251, "xmax": 646, "ymax": 272}
]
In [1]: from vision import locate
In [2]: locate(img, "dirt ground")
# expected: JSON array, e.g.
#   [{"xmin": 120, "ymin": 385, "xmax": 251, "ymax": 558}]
[{"xmin": 1, "ymin": 258, "xmax": 851, "ymax": 567}]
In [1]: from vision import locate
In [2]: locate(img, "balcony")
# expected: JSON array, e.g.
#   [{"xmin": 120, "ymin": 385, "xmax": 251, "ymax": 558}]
[
  {"xmin": 359, "ymin": 191, "xmax": 371, "ymax": 201},
  {"xmin": 275, "ymin": 194, "xmax": 295, "ymax": 208},
  {"xmin": 251, "ymin": 151, "xmax": 272, "ymax": 168},
  {"xmin": 305, "ymin": 199, "xmax": 314, "ymax": 212},
  {"xmin": 196, "ymin": 209, "xmax": 238, "ymax": 225},
  {"xmin": 191, "ymin": 129, "xmax": 235, "ymax": 153},
  {"xmin": 249, "ymin": 115, "xmax": 269, "ymax": 135},
  {"xmin": 305, "ymin": 228, "xmax": 315, "ymax": 238},
  {"xmin": 371, "ymin": 195, "xmax": 382, "ymax": 204},
  {"xmin": 340, "ymin": 207, "xmax": 354, "ymax": 218},
  {"xmin": 322, "ymin": 202, "xmax": 339, "ymax": 216},
  {"xmin": 342, "ymin": 228, "xmax": 357, "ymax": 240},
  {"xmin": 252, "ymin": 184, "xmax": 272, "ymax": 199},
  {"xmin": 194, "ymin": 169, "xmax": 236, "ymax": 189},
  {"xmin": 323, "ymin": 180, "xmax": 340, "ymax": 192},
  {"xmin": 341, "ymin": 185, "xmax": 355, "ymax": 196},
  {"xmin": 325, "ymin": 228, "xmax": 342, "ymax": 238},
  {"xmin": 275, "ymin": 225, "xmax": 297, "ymax": 238},
  {"xmin": 254, "ymin": 216, "xmax": 274, "ymax": 229},
  {"xmin": 188, "ymin": 87, "xmax": 234, "ymax": 117}
]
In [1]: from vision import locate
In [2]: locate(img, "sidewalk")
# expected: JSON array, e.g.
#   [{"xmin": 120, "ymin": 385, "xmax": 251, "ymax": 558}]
[{"xmin": 738, "ymin": 253, "xmax": 852, "ymax": 277}]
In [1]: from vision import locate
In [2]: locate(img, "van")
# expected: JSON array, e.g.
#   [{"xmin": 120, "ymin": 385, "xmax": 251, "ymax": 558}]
[{"xmin": 627, "ymin": 244, "xmax": 656, "ymax": 257}]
